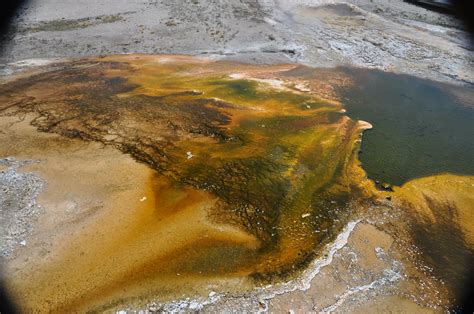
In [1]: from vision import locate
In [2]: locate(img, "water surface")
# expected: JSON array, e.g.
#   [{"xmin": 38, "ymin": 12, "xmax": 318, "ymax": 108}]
[{"xmin": 340, "ymin": 69, "xmax": 474, "ymax": 186}]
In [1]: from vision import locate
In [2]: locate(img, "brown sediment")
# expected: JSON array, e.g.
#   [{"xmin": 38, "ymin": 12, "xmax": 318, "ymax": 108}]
[
  {"xmin": 0, "ymin": 115, "xmax": 258, "ymax": 312},
  {"xmin": 392, "ymin": 174, "xmax": 474, "ymax": 246},
  {"xmin": 0, "ymin": 54, "xmax": 470, "ymax": 312},
  {"xmin": 391, "ymin": 174, "xmax": 474, "ymax": 303}
]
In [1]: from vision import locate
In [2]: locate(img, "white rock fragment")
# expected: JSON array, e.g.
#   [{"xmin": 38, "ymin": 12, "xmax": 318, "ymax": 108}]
[
  {"xmin": 229, "ymin": 73, "xmax": 244, "ymax": 79},
  {"xmin": 11, "ymin": 58, "xmax": 54, "ymax": 68},
  {"xmin": 302, "ymin": 213, "xmax": 311, "ymax": 218},
  {"xmin": 358, "ymin": 120, "xmax": 373, "ymax": 130},
  {"xmin": 186, "ymin": 151, "xmax": 194, "ymax": 159},
  {"xmin": 375, "ymin": 246, "xmax": 385, "ymax": 258},
  {"xmin": 264, "ymin": 17, "xmax": 277, "ymax": 26},
  {"xmin": 20, "ymin": 240, "xmax": 26, "ymax": 246},
  {"xmin": 295, "ymin": 83, "xmax": 311, "ymax": 92},
  {"xmin": 140, "ymin": 196, "xmax": 147, "ymax": 202}
]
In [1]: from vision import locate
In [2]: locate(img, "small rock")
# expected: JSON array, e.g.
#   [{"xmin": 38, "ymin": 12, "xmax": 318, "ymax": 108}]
[
  {"xmin": 381, "ymin": 182, "xmax": 393, "ymax": 191},
  {"xmin": 186, "ymin": 151, "xmax": 194, "ymax": 159}
]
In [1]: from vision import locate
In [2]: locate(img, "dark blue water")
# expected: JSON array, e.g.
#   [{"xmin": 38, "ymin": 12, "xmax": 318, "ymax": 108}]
[{"xmin": 339, "ymin": 68, "xmax": 474, "ymax": 186}]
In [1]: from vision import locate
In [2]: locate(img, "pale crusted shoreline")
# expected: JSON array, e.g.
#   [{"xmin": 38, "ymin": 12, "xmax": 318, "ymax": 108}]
[
  {"xmin": 140, "ymin": 215, "xmax": 444, "ymax": 313},
  {"xmin": 141, "ymin": 220, "xmax": 361, "ymax": 313}
]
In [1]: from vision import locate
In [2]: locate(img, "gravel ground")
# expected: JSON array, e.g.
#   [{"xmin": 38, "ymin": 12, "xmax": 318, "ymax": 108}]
[
  {"xmin": 0, "ymin": 157, "xmax": 43, "ymax": 258},
  {"xmin": 0, "ymin": 0, "xmax": 472, "ymax": 84}
]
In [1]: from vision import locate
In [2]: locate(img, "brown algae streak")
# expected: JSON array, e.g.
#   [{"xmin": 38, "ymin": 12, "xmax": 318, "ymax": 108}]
[{"xmin": 0, "ymin": 55, "xmax": 372, "ymax": 311}]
